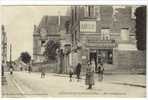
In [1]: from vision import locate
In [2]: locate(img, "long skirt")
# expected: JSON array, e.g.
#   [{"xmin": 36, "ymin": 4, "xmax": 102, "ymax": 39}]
[{"xmin": 85, "ymin": 73, "xmax": 94, "ymax": 85}]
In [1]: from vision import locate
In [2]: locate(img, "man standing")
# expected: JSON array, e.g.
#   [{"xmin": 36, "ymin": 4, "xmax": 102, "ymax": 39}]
[{"xmin": 76, "ymin": 63, "xmax": 81, "ymax": 82}]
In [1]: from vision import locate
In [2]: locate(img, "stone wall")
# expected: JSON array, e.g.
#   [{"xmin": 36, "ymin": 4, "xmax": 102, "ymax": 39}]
[
  {"xmin": 32, "ymin": 62, "xmax": 57, "ymax": 73},
  {"xmin": 114, "ymin": 50, "xmax": 146, "ymax": 74}
]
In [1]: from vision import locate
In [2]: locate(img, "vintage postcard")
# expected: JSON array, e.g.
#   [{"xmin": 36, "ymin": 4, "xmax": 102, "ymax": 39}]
[{"xmin": 1, "ymin": 3, "xmax": 147, "ymax": 98}]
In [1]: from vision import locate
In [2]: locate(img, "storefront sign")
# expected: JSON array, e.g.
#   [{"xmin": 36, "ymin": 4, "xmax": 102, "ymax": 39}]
[{"xmin": 80, "ymin": 21, "xmax": 96, "ymax": 32}]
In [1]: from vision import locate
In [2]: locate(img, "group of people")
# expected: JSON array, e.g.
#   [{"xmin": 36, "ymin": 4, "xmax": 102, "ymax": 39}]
[
  {"xmin": 69, "ymin": 60, "xmax": 104, "ymax": 89},
  {"xmin": 69, "ymin": 63, "xmax": 82, "ymax": 82}
]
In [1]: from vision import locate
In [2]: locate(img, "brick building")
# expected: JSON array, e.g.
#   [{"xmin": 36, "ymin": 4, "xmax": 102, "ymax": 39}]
[{"xmin": 68, "ymin": 6, "xmax": 145, "ymax": 73}]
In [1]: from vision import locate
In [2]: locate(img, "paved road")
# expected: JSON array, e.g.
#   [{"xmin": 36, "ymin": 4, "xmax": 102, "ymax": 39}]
[{"xmin": 2, "ymin": 71, "xmax": 146, "ymax": 97}]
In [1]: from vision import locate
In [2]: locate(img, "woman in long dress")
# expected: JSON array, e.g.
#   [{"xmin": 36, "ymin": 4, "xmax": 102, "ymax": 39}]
[{"xmin": 85, "ymin": 62, "xmax": 95, "ymax": 89}]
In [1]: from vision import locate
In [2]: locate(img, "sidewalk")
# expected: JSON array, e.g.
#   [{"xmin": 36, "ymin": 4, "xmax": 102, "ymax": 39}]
[{"xmin": 53, "ymin": 73, "xmax": 146, "ymax": 88}]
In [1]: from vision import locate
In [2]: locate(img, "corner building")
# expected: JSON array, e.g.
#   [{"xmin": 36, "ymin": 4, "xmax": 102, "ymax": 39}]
[{"xmin": 69, "ymin": 6, "xmax": 144, "ymax": 73}]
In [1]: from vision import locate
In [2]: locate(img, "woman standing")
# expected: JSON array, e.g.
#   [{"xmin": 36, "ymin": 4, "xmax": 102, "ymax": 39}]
[
  {"xmin": 97, "ymin": 63, "xmax": 104, "ymax": 81},
  {"xmin": 85, "ymin": 62, "xmax": 95, "ymax": 89}
]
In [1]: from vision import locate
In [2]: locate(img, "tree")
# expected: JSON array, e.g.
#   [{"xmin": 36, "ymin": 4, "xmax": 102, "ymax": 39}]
[
  {"xmin": 20, "ymin": 52, "xmax": 31, "ymax": 64},
  {"xmin": 135, "ymin": 6, "xmax": 146, "ymax": 50},
  {"xmin": 43, "ymin": 40, "xmax": 60, "ymax": 61}
]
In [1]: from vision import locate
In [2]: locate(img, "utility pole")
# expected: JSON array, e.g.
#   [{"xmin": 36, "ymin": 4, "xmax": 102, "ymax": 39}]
[
  {"xmin": 10, "ymin": 44, "xmax": 12, "ymax": 68},
  {"xmin": 1, "ymin": 25, "xmax": 7, "ymax": 85}
]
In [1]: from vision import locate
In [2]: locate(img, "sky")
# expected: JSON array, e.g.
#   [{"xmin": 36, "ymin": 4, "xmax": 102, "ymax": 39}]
[{"xmin": 1, "ymin": 6, "xmax": 69, "ymax": 61}]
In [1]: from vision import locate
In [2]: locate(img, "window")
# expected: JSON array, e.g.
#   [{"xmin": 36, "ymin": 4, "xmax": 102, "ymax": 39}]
[
  {"xmin": 40, "ymin": 28, "xmax": 47, "ymax": 37},
  {"xmin": 88, "ymin": 6, "xmax": 91, "ymax": 16},
  {"xmin": 101, "ymin": 28, "xmax": 111, "ymax": 40},
  {"xmin": 131, "ymin": 6, "xmax": 137, "ymax": 19},
  {"xmin": 84, "ymin": 6, "xmax": 88, "ymax": 17},
  {"xmin": 120, "ymin": 28, "xmax": 129, "ymax": 41},
  {"xmin": 41, "ymin": 40, "xmax": 45, "ymax": 46},
  {"xmin": 84, "ymin": 5, "xmax": 95, "ymax": 17},
  {"xmin": 95, "ymin": 6, "xmax": 100, "ymax": 20},
  {"xmin": 72, "ymin": 9, "xmax": 74, "ymax": 25},
  {"xmin": 75, "ymin": 7, "xmax": 77, "ymax": 21},
  {"xmin": 112, "ymin": 7, "xmax": 118, "ymax": 21}
]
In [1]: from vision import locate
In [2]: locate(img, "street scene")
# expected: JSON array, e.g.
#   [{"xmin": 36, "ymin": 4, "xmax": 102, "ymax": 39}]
[{"xmin": 1, "ymin": 5, "xmax": 146, "ymax": 97}]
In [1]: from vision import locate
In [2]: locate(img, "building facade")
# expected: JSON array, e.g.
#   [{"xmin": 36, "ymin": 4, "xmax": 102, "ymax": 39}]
[
  {"xmin": 33, "ymin": 16, "xmax": 70, "ymax": 63},
  {"xmin": 68, "ymin": 6, "xmax": 144, "ymax": 73}
]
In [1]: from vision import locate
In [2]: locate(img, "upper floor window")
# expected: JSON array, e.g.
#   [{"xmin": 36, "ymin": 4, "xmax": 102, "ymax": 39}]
[
  {"xmin": 75, "ymin": 6, "xmax": 77, "ymax": 21},
  {"xmin": 120, "ymin": 28, "xmax": 129, "ymax": 41},
  {"xmin": 84, "ymin": 5, "xmax": 95, "ymax": 17},
  {"xmin": 101, "ymin": 28, "xmax": 111, "ymax": 40},
  {"xmin": 71, "ymin": 9, "xmax": 74, "ymax": 25},
  {"xmin": 112, "ymin": 7, "xmax": 118, "ymax": 21},
  {"xmin": 40, "ymin": 28, "xmax": 47, "ymax": 37},
  {"xmin": 131, "ymin": 6, "xmax": 137, "ymax": 19},
  {"xmin": 95, "ymin": 6, "xmax": 100, "ymax": 21}
]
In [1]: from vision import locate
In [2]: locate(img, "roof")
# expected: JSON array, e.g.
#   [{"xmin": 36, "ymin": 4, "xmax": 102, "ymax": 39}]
[{"xmin": 36, "ymin": 16, "xmax": 70, "ymax": 35}]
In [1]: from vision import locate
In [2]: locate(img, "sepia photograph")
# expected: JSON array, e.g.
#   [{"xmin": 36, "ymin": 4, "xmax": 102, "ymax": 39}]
[{"xmin": 1, "ymin": 5, "xmax": 147, "ymax": 98}]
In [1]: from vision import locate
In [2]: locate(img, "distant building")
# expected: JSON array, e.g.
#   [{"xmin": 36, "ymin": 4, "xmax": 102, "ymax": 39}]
[
  {"xmin": 67, "ymin": 6, "xmax": 145, "ymax": 73},
  {"xmin": 33, "ymin": 15, "xmax": 70, "ymax": 63}
]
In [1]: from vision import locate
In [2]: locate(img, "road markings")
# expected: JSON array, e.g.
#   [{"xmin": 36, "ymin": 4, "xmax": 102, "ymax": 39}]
[{"xmin": 11, "ymin": 77, "xmax": 25, "ymax": 95}]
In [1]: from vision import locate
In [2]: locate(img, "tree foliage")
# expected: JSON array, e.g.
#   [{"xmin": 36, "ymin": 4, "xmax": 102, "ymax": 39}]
[
  {"xmin": 135, "ymin": 6, "xmax": 146, "ymax": 50},
  {"xmin": 43, "ymin": 40, "xmax": 60, "ymax": 61},
  {"xmin": 20, "ymin": 52, "xmax": 31, "ymax": 64}
]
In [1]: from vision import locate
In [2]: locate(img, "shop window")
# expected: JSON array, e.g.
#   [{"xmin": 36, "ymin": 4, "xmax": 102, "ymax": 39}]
[{"xmin": 97, "ymin": 49, "xmax": 113, "ymax": 64}]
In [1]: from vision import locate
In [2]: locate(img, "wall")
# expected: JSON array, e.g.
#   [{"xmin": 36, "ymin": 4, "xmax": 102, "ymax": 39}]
[
  {"xmin": 32, "ymin": 62, "xmax": 57, "ymax": 73},
  {"xmin": 113, "ymin": 50, "xmax": 146, "ymax": 74}
]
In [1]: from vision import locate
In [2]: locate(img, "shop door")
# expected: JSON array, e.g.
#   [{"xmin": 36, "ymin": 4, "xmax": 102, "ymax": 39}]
[{"xmin": 89, "ymin": 50, "xmax": 97, "ymax": 71}]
